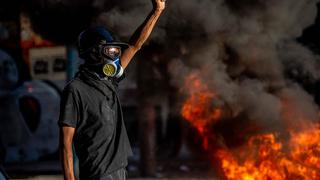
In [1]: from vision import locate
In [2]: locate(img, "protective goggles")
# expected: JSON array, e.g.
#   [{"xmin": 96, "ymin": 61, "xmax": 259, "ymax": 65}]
[{"xmin": 102, "ymin": 46, "xmax": 122, "ymax": 60}]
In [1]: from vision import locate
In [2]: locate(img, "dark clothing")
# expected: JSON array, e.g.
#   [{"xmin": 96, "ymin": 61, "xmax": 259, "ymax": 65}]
[
  {"xmin": 101, "ymin": 168, "xmax": 127, "ymax": 180},
  {"xmin": 59, "ymin": 68, "xmax": 132, "ymax": 180}
]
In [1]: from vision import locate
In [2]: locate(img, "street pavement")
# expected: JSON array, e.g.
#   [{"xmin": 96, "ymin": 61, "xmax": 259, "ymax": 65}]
[{"xmin": 13, "ymin": 176, "xmax": 218, "ymax": 180}]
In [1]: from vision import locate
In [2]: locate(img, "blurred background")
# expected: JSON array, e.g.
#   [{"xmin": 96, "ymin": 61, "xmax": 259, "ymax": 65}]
[{"xmin": 0, "ymin": 0, "xmax": 320, "ymax": 179}]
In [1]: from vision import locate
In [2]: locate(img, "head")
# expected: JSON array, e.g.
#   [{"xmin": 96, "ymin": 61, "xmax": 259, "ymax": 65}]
[{"xmin": 78, "ymin": 26, "xmax": 128, "ymax": 78}]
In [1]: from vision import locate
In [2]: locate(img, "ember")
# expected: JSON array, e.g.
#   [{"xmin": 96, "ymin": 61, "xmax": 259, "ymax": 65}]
[{"xmin": 181, "ymin": 73, "xmax": 320, "ymax": 180}]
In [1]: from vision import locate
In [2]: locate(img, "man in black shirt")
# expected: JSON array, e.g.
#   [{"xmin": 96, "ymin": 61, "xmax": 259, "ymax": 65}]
[{"xmin": 59, "ymin": 1, "xmax": 165, "ymax": 179}]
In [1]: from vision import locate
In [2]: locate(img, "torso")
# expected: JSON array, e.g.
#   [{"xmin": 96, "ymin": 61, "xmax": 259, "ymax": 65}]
[{"xmin": 66, "ymin": 70, "xmax": 132, "ymax": 179}]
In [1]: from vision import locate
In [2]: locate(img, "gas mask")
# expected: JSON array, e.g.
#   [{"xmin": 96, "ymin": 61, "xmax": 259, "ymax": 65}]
[
  {"xmin": 100, "ymin": 45, "xmax": 124, "ymax": 78},
  {"xmin": 78, "ymin": 26, "xmax": 129, "ymax": 78}
]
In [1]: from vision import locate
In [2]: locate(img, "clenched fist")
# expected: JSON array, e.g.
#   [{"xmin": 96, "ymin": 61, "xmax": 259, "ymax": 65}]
[{"xmin": 153, "ymin": 0, "xmax": 166, "ymax": 11}]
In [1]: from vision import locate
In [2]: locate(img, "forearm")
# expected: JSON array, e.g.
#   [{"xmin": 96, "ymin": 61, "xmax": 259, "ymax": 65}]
[
  {"xmin": 129, "ymin": 9, "xmax": 163, "ymax": 50},
  {"xmin": 60, "ymin": 127, "xmax": 76, "ymax": 180},
  {"xmin": 61, "ymin": 145, "xmax": 75, "ymax": 180},
  {"xmin": 121, "ymin": 8, "xmax": 164, "ymax": 68}
]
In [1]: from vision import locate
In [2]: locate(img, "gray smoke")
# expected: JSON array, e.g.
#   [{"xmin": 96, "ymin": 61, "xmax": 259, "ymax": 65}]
[
  {"xmin": 94, "ymin": 0, "xmax": 166, "ymax": 41},
  {"xmin": 97, "ymin": 0, "xmax": 320, "ymax": 129}
]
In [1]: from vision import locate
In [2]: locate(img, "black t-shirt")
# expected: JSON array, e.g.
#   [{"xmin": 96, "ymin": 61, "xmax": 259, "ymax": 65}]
[{"xmin": 58, "ymin": 68, "xmax": 132, "ymax": 180}]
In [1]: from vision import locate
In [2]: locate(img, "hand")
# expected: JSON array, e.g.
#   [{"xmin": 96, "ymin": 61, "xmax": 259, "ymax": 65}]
[{"xmin": 152, "ymin": 0, "xmax": 166, "ymax": 11}]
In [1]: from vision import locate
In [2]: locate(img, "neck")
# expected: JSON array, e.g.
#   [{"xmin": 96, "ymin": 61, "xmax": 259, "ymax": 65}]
[{"xmin": 81, "ymin": 65, "xmax": 108, "ymax": 80}]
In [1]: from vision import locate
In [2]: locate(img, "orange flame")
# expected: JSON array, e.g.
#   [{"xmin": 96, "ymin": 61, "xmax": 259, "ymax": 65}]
[
  {"xmin": 181, "ymin": 73, "xmax": 222, "ymax": 149},
  {"xmin": 180, "ymin": 73, "xmax": 320, "ymax": 179},
  {"xmin": 216, "ymin": 129, "xmax": 320, "ymax": 179}
]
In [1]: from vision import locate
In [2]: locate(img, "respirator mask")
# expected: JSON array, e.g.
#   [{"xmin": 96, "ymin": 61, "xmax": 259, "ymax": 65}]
[
  {"xmin": 78, "ymin": 26, "xmax": 128, "ymax": 78},
  {"xmin": 100, "ymin": 45, "xmax": 124, "ymax": 78}
]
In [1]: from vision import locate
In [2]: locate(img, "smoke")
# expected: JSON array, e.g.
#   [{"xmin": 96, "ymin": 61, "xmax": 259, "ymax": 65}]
[
  {"xmin": 94, "ymin": 0, "xmax": 166, "ymax": 40},
  {"xmin": 97, "ymin": 0, "xmax": 320, "ymax": 129}
]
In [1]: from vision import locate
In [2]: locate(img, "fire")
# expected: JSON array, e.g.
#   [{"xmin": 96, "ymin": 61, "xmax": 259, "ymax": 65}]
[
  {"xmin": 216, "ymin": 134, "xmax": 284, "ymax": 180},
  {"xmin": 290, "ymin": 126, "xmax": 320, "ymax": 170},
  {"xmin": 181, "ymin": 73, "xmax": 222, "ymax": 149},
  {"xmin": 216, "ymin": 129, "xmax": 320, "ymax": 180},
  {"xmin": 180, "ymin": 73, "xmax": 320, "ymax": 179}
]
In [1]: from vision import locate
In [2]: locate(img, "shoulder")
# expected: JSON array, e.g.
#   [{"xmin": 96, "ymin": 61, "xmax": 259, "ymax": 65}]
[
  {"xmin": 62, "ymin": 78, "xmax": 89, "ymax": 94},
  {"xmin": 63, "ymin": 79, "xmax": 78, "ymax": 93}
]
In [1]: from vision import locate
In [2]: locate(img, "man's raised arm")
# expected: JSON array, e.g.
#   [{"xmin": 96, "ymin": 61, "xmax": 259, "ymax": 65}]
[{"xmin": 121, "ymin": 0, "xmax": 166, "ymax": 68}]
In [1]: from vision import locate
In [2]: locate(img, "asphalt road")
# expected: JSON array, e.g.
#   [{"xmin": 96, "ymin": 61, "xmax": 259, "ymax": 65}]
[{"xmin": 16, "ymin": 176, "xmax": 217, "ymax": 180}]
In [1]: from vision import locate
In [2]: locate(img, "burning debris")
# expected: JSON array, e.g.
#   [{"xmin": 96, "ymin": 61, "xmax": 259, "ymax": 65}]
[
  {"xmin": 96, "ymin": 0, "xmax": 320, "ymax": 179},
  {"xmin": 216, "ymin": 127, "xmax": 320, "ymax": 179},
  {"xmin": 180, "ymin": 72, "xmax": 320, "ymax": 179}
]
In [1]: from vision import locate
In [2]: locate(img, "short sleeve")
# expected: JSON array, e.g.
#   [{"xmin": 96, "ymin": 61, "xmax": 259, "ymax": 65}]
[{"xmin": 58, "ymin": 88, "xmax": 79, "ymax": 127}]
